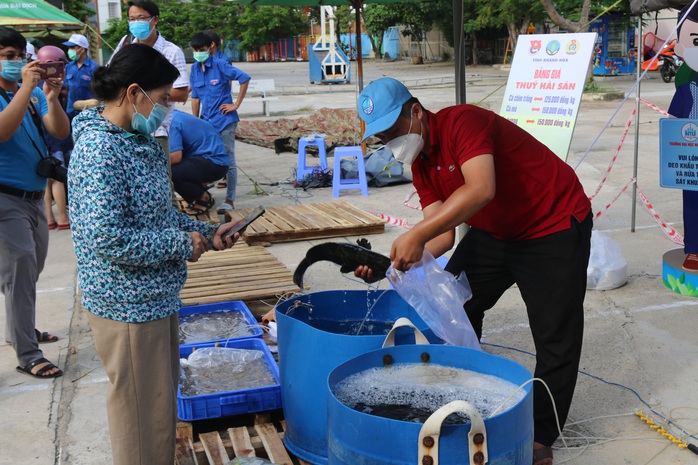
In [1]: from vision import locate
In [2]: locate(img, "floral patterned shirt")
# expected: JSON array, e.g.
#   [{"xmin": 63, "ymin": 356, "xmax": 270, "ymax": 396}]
[{"xmin": 69, "ymin": 106, "xmax": 218, "ymax": 323}]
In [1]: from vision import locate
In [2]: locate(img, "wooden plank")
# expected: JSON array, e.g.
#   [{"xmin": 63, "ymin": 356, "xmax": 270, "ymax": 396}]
[
  {"xmin": 175, "ymin": 422, "xmax": 198, "ymax": 465},
  {"xmin": 228, "ymin": 427, "xmax": 256, "ymax": 458},
  {"xmin": 199, "ymin": 432, "xmax": 230, "ymax": 465},
  {"xmin": 177, "ymin": 422, "xmax": 194, "ymax": 441},
  {"xmin": 225, "ymin": 202, "xmax": 384, "ymax": 244},
  {"xmin": 254, "ymin": 423, "xmax": 293, "ymax": 465},
  {"xmin": 181, "ymin": 244, "xmax": 300, "ymax": 306}
]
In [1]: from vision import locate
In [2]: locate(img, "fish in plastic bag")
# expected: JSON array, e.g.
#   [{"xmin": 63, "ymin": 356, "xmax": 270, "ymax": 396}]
[
  {"xmin": 388, "ymin": 249, "xmax": 480, "ymax": 350},
  {"xmin": 227, "ymin": 458, "xmax": 279, "ymax": 465}
]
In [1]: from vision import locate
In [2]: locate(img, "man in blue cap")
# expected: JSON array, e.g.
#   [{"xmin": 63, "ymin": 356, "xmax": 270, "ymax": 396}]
[
  {"xmin": 62, "ymin": 34, "xmax": 98, "ymax": 119},
  {"xmin": 354, "ymin": 77, "xmax": 592, "ymax": 465}
]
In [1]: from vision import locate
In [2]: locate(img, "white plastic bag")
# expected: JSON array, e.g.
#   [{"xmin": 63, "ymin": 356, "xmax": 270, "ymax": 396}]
[
  {"xmin": 227, "ymin": 458, "xmax": 279, "ymax": 465},
  {"xmin": 388, "ymin": 250, "xmax": 480, "ymax": 350},
  {"xmin": 587, "ymin": 230, "xmax": 628, "ymax": 290}
]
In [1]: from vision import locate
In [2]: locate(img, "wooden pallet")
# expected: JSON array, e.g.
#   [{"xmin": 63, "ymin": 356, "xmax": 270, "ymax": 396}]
[
  {"xmin": 225, "ymin": 201, "xmax": 385, "ymax": 245},
  {"xmin": 176, "ymin": 415, "xmax": 312, "ymax": 465},
  {"xmin": 177, "ymin": 198, "xmax": 221, "ymax": 224},
  {"xmin": 180, "ymin": 243, "xmax": 300, "ymax": 307}
]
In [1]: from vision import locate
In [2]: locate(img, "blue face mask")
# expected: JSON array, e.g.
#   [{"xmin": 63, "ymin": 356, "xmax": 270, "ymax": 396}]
[
  {"xmin": 0, "ymin": 59, "xmax": 26, "ymax": 82},
  {"xmin": 192, "ymin": 51, "xmax": 209, "ymax": 63},
  {"xmin": 129, "ymin": 19, "xmax": 153, "ymax": 41},
  {"xmin": 131, "ymin": 87, "xmax": 169, "ymax": 135}
]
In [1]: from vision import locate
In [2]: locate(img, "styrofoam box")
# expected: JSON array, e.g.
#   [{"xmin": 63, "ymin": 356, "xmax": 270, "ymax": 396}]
[
  {"xmin": 177, "ymin": 338, "xmax": 281, "ymax": 421},
  {"xmin": 179, "ymin": 300, "xmax": 263, "ymax": 349}
]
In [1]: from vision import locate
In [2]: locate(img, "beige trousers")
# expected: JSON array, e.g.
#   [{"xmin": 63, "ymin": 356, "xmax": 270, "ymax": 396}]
[{"xmin": 87, "ymin": 311, "xmax": 179, "ymax": 465}]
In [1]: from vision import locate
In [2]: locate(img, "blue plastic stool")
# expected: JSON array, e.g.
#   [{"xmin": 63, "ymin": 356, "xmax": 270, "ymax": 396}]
[
  {"xmin": 297, "ymin": 135, "xmax": 328, "ymax": 181},
  {"xmin": 332, "ymin": 146, "xmax": 369, "ymax": 197}
]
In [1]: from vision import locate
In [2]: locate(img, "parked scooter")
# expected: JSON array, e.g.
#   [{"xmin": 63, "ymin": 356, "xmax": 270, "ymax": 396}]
[{"xmin": 642, "ymin": 42, "xmax": 684, "ymax": 83}]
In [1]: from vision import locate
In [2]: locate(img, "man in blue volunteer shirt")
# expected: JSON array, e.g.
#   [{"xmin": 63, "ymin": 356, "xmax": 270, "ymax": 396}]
[
  {"xmin": 168, "ymin": 110, "xmax": 229, "ymax": 214},
  {"xmin": 189, "ymin": 32, "xmax": 250, "ymax": 211},
  {"xmin": 0, "ymin": 26, "xmax": 70, "ymax": 379},
  {"xmin": 62, "ymin": 34, "xmax": 98, "ymax": 119}
]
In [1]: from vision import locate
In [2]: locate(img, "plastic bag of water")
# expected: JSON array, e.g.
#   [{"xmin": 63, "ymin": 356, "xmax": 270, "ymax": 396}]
[
  {"xmin": 227, "ymin": 458, "xmax": 279, "ymax": 465},
  {"xmin": 388, "ymin": 249, "xmax": 480, "ymax": 349}
]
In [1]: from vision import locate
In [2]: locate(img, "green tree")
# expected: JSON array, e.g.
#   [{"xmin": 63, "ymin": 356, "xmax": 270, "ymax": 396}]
[
  {"xmin": 62, "ymin": 0, "xmax": 94, "ymax": 24},
  {"xmin": 236, "ymin": 6, "xmax": 307, "ymax": 52},
  {"xmin": 476, "ymin": 0, "xmax": 546, "ymax": 51},
  {"xmin": 393, "ymin": 2, "xmax": 439, "ymax": 58},
  {"xmin": 538, "ymin": 0, "xmax": 631, "ymax": 32},
  {"xmin": 362, "ymin": 4, "xmax": 402, "ymax": 59}
]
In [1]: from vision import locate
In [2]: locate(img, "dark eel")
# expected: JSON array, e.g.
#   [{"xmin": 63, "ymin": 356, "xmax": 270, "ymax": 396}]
[{"xmin": 293, "ymin": 242, "xmax": 391, "ymax": 288}]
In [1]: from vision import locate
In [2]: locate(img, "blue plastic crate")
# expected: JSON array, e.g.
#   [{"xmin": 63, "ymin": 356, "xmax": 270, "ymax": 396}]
[
  {"xmin": 177, "ymin": 338, "xmax": 282, "ymax": 421},
  {"xmin": 179, "ymin": 300, "xmax": 263, "ymax": 349}
]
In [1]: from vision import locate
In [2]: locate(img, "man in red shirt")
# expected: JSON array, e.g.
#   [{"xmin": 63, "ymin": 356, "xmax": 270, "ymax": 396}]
[{"xmin": 355, "ymin": 78, "xmax": 592, "ymax": 465}]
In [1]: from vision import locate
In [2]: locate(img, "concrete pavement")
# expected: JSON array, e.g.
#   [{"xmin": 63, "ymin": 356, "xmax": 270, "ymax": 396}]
[{"xmin": 2, "ymin": 58, "xmax": 698, "ymax": 465}]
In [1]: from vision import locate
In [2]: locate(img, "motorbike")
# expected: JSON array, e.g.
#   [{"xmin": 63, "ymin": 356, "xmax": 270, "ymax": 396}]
[{"xmin": 642, "ymin": 42, "xmax": 684, "ymax": 83}]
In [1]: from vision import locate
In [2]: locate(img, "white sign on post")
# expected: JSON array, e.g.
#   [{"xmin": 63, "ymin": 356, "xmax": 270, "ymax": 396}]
[{"xmin": 499, "ymin": 33, "xmax": 597, "ymax": 161}]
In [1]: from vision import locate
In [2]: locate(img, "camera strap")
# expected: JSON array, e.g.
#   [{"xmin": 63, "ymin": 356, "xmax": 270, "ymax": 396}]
[{"xmin": 0, "ymin": 86, "xmax": 49, "ymax": 159}]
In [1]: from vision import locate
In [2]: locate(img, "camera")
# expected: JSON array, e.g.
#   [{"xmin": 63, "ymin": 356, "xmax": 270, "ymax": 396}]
[{"xmin": 37, "ymin": 156, "xmax": 68, "ymax": 184}]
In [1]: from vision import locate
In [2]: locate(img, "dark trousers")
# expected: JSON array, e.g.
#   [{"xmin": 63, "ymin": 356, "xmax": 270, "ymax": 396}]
[
  {"xmin": 684, "ymin": 189, "xmax": 698, "ymax": 254},
  {"xmin": 446, "ymin": 213, "xmax": 592, "ymax": 446},
  {"xmin": 171, "ymin": 157, "xmax": 228, "ymax": 204}
]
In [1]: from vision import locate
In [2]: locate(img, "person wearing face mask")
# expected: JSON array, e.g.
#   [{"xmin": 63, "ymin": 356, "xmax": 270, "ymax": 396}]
[
  {"xmin": 0, "ymin": 27, "xmax": 70, "ymax": 379},
  {"xmin": 110, "ymin": 0, "xmax": 189, "ymax": 206},
  {"xmin": 69, "ymin": 43, "xmax": 243, "ymax": 465},
  {"xmin": 62, "ymin": 34, "xmax": 98, "ymax": 119},
  {"xmin": 354, "ymin": 77, "xmax": 592, "ymax": 465},
  {"xmin": 189, "ymin": 31, "xmax": 250, "ymax": 211},
  {"xmin": 668, "ymin": 4, "xmax": 698, "ymax": 272}
]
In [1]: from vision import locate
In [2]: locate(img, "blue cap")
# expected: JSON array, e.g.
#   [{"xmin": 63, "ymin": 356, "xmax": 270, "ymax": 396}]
[{"xmin": 357, "ymin": 78, "xmax": 413, "ymax": 141}]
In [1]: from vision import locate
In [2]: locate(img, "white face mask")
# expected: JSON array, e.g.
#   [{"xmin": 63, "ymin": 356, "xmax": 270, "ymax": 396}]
[
  {"xmin": 387, "ymin": 115, "xmax": 424, "ymax": 165},
  {"xmin": 681, "ymin": 47, "xmax": 698, "ymax": 71}
]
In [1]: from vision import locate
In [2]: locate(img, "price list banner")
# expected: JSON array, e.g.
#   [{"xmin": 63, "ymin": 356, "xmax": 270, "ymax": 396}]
[
  {"xmin": 659, "ymin": 118, "xmax": 698, "ymax": 191},
  {"xmin": 499, "ymin": 33, "xmax": 597, "ymax": 162}
]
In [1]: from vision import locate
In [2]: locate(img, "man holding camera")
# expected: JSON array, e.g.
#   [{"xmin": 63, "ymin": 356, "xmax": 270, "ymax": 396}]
[{"xmin": 0, "ymin": 26, "xmax": 70, "ymax": 378}]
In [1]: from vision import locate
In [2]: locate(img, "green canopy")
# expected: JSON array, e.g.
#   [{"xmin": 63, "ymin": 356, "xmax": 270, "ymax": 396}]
[{"xmin": 0, "ymin": 0, "xmax": 83, "ymax": 35}]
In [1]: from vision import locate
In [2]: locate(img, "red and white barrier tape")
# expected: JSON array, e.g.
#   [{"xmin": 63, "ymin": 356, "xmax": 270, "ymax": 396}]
[
  {"xmin": 589, "ymin": 177, "xmax": 684, "ymax": 244},
  {"xmin": 593, "ymin": 178, "xmax": 635, "ymax": 221},
  {"xmin": 638, "ymin": 98, "xmax": 670, "ymax": 117},
  {"xmin": 589, "ymin": 108, "xmax": 636, "ymax": 201},
  {"xmin": 369, "ymin": 211, "xmax": 412, "ymax": 229},
  {"xmin": 404, "ymin": 190, "xmax": 422, "ymax": 211},
  {"xmin": 635, "ymin": 184, "xmax": 685, "ymax": 245}
]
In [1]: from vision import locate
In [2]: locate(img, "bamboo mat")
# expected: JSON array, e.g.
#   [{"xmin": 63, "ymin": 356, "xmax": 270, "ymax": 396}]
[
  {"xmin": 226, "ymin": 201, "xmax": 385, "ymax": 245},
  {"xmin": 180, "ymin": 243, "xmax": 300, "ymax": 307}
]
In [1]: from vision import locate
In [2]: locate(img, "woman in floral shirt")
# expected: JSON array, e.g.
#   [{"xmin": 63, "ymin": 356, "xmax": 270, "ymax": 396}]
[{"xmin": 69, "ymin": 44, "xmax": 239, "ymax": 465}]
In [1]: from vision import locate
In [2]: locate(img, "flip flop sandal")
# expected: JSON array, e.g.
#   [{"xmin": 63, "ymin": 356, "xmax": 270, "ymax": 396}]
[
  {"xmin": 185, "ymin": 194, "xmax": 215, "ymax": 215},
  {"xmin": 16, "ymin": 357, "xmax": 63, "ymax": 379},
  {"xmin": 216, "ymin": 181, "xmax": 227, "ymax": 189},
  {"xmin": 532, "ymin": 445, "xmax": 553, "ymax": 465},
  {"xmin": 35, "ymin": 329, "xmax": 59, "ymax": 343}
]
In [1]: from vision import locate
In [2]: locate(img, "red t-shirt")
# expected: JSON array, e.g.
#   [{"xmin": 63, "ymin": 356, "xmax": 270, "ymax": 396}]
[{"xmin": 412, "ymin": 105, "xmax": 591, "ymax": 241}]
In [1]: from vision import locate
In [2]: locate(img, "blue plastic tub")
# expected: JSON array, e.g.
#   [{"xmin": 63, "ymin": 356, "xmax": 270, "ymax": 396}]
[
  {"xmin": 179, "ymin": 300, "xmax": 262, "ymax": 349},
  {"xmin": 275, "ymin": 289, "xmax": 442, "ymax": 465},
  {"xmin": 177, "ymin": 338, "xmax": 281, "ymax": 421},
  {"xmin": 327, "ymin": 344, "xmax": 533, "ymax": 465}
]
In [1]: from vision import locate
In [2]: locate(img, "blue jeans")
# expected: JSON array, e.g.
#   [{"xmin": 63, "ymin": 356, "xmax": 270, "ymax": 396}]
[{"xmin": 220, "ymin": 122, "xmax": 238, "ymax": 203}]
